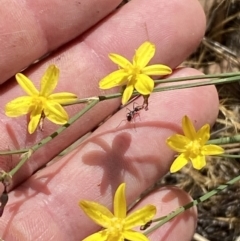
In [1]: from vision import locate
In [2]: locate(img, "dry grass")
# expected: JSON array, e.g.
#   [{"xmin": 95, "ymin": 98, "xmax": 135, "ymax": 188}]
[{"xmin": 162, "ymin": 1, "xmax": 240, "ymax": 240}]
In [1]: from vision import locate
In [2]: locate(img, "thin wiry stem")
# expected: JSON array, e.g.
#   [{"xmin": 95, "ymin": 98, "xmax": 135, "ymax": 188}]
[{"xmin": 144, "ymin": 174, "xmax": 240, "ymax": 235}]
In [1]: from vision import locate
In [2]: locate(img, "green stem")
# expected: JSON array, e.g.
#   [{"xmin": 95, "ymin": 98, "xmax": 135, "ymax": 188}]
[
  {"xmin": 152, "ymin": 75, "xmax": 240, "ymax": 93},
  {"xmin": 154, "ymin": 71, "xmax": 240, "ymax": 85},
  {"xmin": 0, "ymin": 149, "xmax": 28, "ymax": 155},
  {"xmin": 207, "ymin": 135, "xmax": 240, "ymax": 145},
  {"xmin": 8, "ymin": 99, "xmax": 99, "ymax": 177},
  {"xmin": 64, "ymin": 94, "xmax": 123, "ymax": 106},
  {"xmin": 63, "ymin": 74, "xmax": 240, "ymax": 106},
  {"xmin": 220, "ymin": 154, "xmax": 240, "ymax": 158},
  {"xmin": 144, "ymin": 174, "xmax": 240, "ymax": 236}
]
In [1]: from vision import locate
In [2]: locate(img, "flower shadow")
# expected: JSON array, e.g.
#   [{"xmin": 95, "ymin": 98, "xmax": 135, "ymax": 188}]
[{"xmin": 82, "ymin": 130, "xmax": 161, "ymax": 196}]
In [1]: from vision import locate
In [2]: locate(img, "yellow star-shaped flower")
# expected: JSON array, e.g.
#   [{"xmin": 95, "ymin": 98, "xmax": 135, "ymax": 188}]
[
  {"xmin": 166, "ymin": 116, "xmax": 224, "ymax": 173},
  {"xmin": 99, "ymin": 41, "xmax": 172, "ymax": 105},
  {"xmin": 5, "ymin": 65, "xmax": 77, "ymax": 134},
  {"xmin": 79, "ymin": 183, "xmax": 156, "ymax": 241}
]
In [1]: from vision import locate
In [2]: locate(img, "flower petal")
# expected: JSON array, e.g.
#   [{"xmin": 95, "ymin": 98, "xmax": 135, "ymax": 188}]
[
  {"xmin": 133, "ymin": 41, "xmax": 155, "ymax": 69},
  {"xmin": 99, "ymin": 70, "xmax": 129, "ymax": 89},
  {"xmin": 170, "ymin": 154, "xmax": 188, "ymax": 173},
  {"xmin": 114, "ymin": 183, "xmax": 126, "ymax": 219},
  {"xmin": 44, "ymin": 102, "xmax": 69, "ymax": 124},
  {"xmin": 125, "ymin": 205, "xmax": 156, "ymax": 229},
  {"xmin": 166, "ymin": 134, "xmax": 190, "ymax": 152},
  {"xmin": 196, "ymin": 124, "xmax": 210, "ymax": 145},
  {"xmin": 109, "ymin": 53, "xmax": 132, "ymax": 69},
  {"xmin": 79, "ymin": 200, "xmax": 114, "ymax": 228},
  {"xmin": 82, "ymin": 230, "xmax": 108, "ymax": 241},
  {"xmin": 107, "ymin": 235, "xmax": 124, "ymax": 241},
  {"xmin": 28, "ymin": 105, "xmax": 43, "ymax": 134},
  {"xmin": 5, "ymin": 96, "xmax": 32, "ymax": 117},
  {"xmin": 49, "ymin": 92, "xmax": 77, "ymax": 104},
  {"xmin": 15, "ymin": 73, "xmax": 39, "ymax": 96},
  {"xmin": 201, "ymin": 145, "xmax": 224, "ymax": 155},
  {"xmin": 191, "ymin": 155, "xmax": 206, "ymax": 170},
  {"xmin": 134, "ymin": 74, "xmax": 154, "ymax": 95},
  {"xmin": 124, "ymin": 230, "xmax": 150, "ymax": 241},
  {"xmin": 122, "ymin": 84, "xmax": 134, "ymax": 105},
  {"xmin": 182, "ymin": 116, "xmax": 197, "ymax": 140},
  {"xmin": 40, "ymin": 65, "xmax": 60, "ymax": 97},
  {"xmin": 142, "ymin": 64, "xmax": 172, "ymax": 76}
]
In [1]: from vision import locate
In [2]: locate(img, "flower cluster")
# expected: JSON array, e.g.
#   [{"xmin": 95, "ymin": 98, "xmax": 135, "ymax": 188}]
[{"xmin": 3, "ymin": 41, "xmax": 225, "ymax": 241}]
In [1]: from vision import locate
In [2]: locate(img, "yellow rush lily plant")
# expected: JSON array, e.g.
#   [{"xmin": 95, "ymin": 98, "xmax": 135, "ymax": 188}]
[
  {"xmin": 79, "ymin": 183, "xmax": 156, "ymax": 241},
  {"xmin": 5, "ymin": 65, "xmax": 77, "ymax": 134},
  {"xmin": 99, "ymin": 41, "xmax": 172, "ymax": 104},
  {"xmin": 166, "ymin": 115, "xmax": 224, "ymax": 172},
  {"xmin": 2, "ymin": 40, "xmax": 240, "ymax": 240}
]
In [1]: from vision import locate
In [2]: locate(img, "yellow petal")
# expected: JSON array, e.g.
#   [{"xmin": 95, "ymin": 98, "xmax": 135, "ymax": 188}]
[
  {"xmin": 114, "ymin": 183, "xmax": 126, "ymax": 219},
  {"xmin": 15, "ymin": 73, "xmax": 39, "ymax": 96},
  {"xmin": 133, "ymin": 41, "xmax": 155, "ymax": 69},
  {"xmin": 99, "ymin": 70, "xmax": 129, "ymax": 89},
  {"xmin": 109, "ymin": 53, "xmax": 132, "ymax": 69},
  {"xmin": 107, "ymin": 235, "xmax": 123, "ymax": 241},
  {"xmin": 44, "ymin": 101, "xmax": 68, "ymax": 124},
  {"xmin": 182, "ymin": 116, "xmax": 197, "ymax": 140},
  {"xmin": 142, "ymin": 64, "xmax": 172, "ymax": 76},
  {"xmin": 201, "ymin": 145, "xmax": 224, "ymax": 155},
  {"xmin": 79, "ymin": 200, "xmax": 113, "ymax": 228},
  {"xmin": 82, "ymin": 230, "xmax": 108, "ymax": 241},
  {"xmin": 49, "ymin": 92, "xmax": 77, "ymax": 104},
  {"xmin": 191, "ymin": 155, "xmax": 206, "ymax": 170},
  {"xmin": 28, "ymin": 105, "xmax": 43, "ymax": 134},
  {"xmin": 170, "ymin": 154, "xmax": 188, "ymax": 173},
  {"xmin": 135, "ymin": 74, "xmax": 154, "ymax": 95},
  {"xmin": 122, "ymin": 84, "xmax": 134, "ymax": 105},
  {"xmin": 5, "ymin": 96, "xmax": 32, "ymax": 117},
  {"xmin": 125, "ymin": 205, "xmax": 156, "ymax": 229},
  {"xmin": 166, "ymin": 134, "xmax": 190, "ymax": 152},
  {"xmin": 40, "ymin": 65, "xmax": 60, "ymax": 97},
  {"xmin": 124, "ymin": 230, "xmax": 150, "ymax": 241},
  {"xmin": 196, "ymin": 124, "xmax": 210, "ymax": 145}
]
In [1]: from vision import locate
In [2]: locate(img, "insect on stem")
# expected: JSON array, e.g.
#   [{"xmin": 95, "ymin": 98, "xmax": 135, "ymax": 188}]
[{"xmin": 117, "ymin": 103, "xmax": 145, "ymax": 128}]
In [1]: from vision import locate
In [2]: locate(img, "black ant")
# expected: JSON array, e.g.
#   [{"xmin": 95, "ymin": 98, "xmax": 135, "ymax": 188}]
[
  {"xmin": 117, "ymin": 103, "xmax": 144, "ymax": 128},
  {"xmin": 126, "ymin": 104, "xmax": 144, "ymax": 122}
]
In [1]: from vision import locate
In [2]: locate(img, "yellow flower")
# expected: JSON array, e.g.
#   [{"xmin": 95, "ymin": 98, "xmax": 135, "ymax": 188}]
[
  {"xmin": 5, "ymin": 65, "xmax": 77, "ymax": 134},
  {"xmin": 99, "ymin": 41, "xmax": 172, "ymax": 105},
  {"xmin": 166, "ymin": 116, "xmax": 224, "ymax": 173},
  {"xmin": 79, "ymin": 183, "xmax": 156, "ymax": 241}
]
